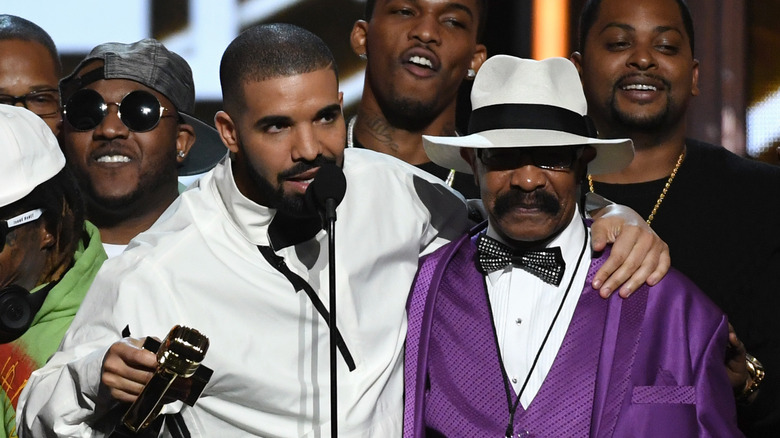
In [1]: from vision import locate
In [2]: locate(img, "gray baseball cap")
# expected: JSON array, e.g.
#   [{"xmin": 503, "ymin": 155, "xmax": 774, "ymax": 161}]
[{"xmin": 59, "ymin": 38, "xmax": 227, "ymax": 176}]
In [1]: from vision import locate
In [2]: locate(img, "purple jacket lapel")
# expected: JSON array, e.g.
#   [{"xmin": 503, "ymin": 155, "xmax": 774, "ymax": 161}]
[
  {"xmin": 404, "ymin": 230, "xmax": 474, "ymax": 438},
  {"xmin": 589, "ymin": 250, "xmax": 648, "ymax": 437},
  {"xmin": 404, "ymin": 226, "xmax": 633, "ymax": 437},
  {"xmin": 404, "ymin": 228, "xmax": 740, "ymax": 437}
]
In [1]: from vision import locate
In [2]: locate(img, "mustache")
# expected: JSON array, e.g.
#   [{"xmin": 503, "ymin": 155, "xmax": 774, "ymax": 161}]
[
  {"xmin": 91, "ymin": 139, "xmax": 133, "ymax": 153},
  {"xmin": 493, "ymin": 190, "xmax": 560, "ymax": 217},
  {"xmin": 278, "ymin": 156, "xmax": 338, "ymax": 180}
]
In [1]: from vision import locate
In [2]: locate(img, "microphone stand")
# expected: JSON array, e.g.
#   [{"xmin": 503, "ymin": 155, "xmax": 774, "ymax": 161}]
[
  {"xmin": 305, "ymin": 162, "xmax": 346, "ymax": 437},
  {"xmin": 325, "ymin": 197, "xmax": 338, "ymax": 438}
]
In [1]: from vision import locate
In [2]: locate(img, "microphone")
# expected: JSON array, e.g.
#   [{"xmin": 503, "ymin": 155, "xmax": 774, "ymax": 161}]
[
  {"xmin": 305, "ymin": 162, "xmax": 347, "ymax": 223},
  {"xmin": 120, "ymin": 325, "xmax": 209, "ymax": 433},
  {"xmin": 304, "ymin": 162, "xmax": 346, "ymax": 437}
]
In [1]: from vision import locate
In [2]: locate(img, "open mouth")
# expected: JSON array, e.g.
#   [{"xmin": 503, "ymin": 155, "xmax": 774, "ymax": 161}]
[
  {"xmin": 408, "ymin": 55, "xmax": 434, "ymax": 69},
  {"xmin": 622, "ymin": 84, "xmax": 658, "ymax": 92},
  {"xmin": 96, "ymin": 155, "xmax": 132, "ymax": 163},
  {"xmin": 402, "ymin": 46, "xmax": 441, "ymax": 75},
  {"xmin": 92, "ymin": 142, "xmax": 135, "ymax": 164},
  {"xmin": 287, "ymin": 176, "xmax": 315, "ymax": 184},
  {"xmin": 283, "ymin": 167, "xmax": 318, "ymax": 192},
  {"xmin": 618, "ymin": 74, "xmax": 666, "ymax": 93}
]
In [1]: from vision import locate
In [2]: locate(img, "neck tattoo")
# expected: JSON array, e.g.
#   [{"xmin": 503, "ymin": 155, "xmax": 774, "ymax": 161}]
[
  {"xmin": 587, "ymin": 149, "xmax": 686, "ymax": 226},
  {"xmin": 347, "ymin": 115, "xmax": 457, "ymax": 188}
]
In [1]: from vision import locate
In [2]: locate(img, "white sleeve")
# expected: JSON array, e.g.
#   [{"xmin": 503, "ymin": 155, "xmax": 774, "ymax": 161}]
[
  {"xmin": 17, "ymin": 265, "xmax": 124, "ymax": 437},
  {"xmin": 18, "ymin": 253, "xmax": 180, "ymax": 437},
  {"xmin": 18, "ymin": 347, "xmax": 112, "ymax": 437},
  {"xmin": 583, "ymin": 191, "xmax": 615, "ymax": 218},
  {"xmin": 409, "ymin": 172, "xmax": 469, "ymax": 256}
]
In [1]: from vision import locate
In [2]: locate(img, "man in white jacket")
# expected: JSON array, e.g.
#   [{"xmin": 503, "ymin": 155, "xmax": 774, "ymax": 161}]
[{"xmin": 19, "ymin": 24, "xmax": 668, "ymax": 438}]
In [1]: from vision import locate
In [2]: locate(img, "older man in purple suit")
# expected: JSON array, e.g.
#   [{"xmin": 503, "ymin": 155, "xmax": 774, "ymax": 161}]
[{"xmin": 403, "ymin": 55, "xmax": 742, "ymax": 437}]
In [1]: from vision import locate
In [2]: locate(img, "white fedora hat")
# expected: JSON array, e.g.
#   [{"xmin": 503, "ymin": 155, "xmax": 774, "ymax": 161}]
[{"xmin": 423, "ymin": 55, "xmax": 633, "ymax": 175}]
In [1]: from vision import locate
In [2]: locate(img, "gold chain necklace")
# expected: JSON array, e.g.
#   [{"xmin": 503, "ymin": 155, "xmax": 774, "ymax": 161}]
[{"xmin": 587, "ymin": 150, "xmax": 685, "ymax": 226}]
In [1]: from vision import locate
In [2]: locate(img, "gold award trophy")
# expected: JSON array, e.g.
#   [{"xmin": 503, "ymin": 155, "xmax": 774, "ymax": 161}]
[{"xmin": 121, "ymin": 325, "xmax": 210, "ymax": 432}]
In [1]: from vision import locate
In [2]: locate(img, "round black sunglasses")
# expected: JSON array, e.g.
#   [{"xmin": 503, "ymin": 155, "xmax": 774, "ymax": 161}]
[{"xmin": 63, "ymin": 88, "xmax": 175, "ymax": 132}]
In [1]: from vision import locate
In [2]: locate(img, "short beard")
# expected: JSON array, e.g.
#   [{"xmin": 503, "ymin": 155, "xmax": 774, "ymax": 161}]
[
  {"xmin": 607, "ymin": 74, "xmax": 677, "ymax": 134},
  {"xmin": 374, "ymin": 82, "xmax": 441, "ymax": 132},
  {"xmin": 245, "ymin": 155, "xmax": 338, "ymax": 218},
  {"xmin": 77, "ymin": 150, "xmax": 179, "ymax": 222},
  {"xmin": 608, "ymin": 95, "xmax": 672, "ymax": 132},
  {"xmin": 492, "ymin": 189, "xmax": 561, "ymax": 219}
]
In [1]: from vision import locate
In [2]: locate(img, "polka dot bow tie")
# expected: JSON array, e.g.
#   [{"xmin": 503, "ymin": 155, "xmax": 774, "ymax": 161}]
[{"xmin": 476, "ymin": 234, "xmax": 566, "ymax": 286}]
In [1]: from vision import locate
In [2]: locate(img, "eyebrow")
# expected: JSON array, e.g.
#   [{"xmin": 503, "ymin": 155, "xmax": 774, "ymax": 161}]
[
  {"xmin": 254, "ymin": 103, "xmax": 342, "ymax": 129},
  {"xmin": 0, "ymin": 86, "xmax": 58, "ymax": 95},
  {"xmin": 255, "ymin": 114, "xmax": 293, "ymax": 129},
  {"xmin": 405, "ymin": 0, "xmax": 475, "ymax": 20},
  {"xmin": 315, "ymin": 104, "xmax": 343, "ymax": 120},
  {"xmin": 599, "ymin": 22, "xmax": 634, "ymax": 35},
  {"xmin": 653, "ymin": 25, "xmax": 683, "ymax": 38},
  {"xmin": 446, "ymin": 2, "xmax": 475, "ymax": 20},
  {"xmin": 600, "ymin": 22, "xmax": 684, "ymax": 38}
]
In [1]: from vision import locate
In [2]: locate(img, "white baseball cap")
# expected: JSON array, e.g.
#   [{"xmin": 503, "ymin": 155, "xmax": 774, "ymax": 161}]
[{"xmin": 0, "ymin": 105, "xmax": 65, "ymax": 207}]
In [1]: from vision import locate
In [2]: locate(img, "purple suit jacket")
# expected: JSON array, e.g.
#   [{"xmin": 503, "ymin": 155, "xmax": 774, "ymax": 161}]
[{"xmin": 404, "ymin": 225, "xmax": 742, "ymax": 437}]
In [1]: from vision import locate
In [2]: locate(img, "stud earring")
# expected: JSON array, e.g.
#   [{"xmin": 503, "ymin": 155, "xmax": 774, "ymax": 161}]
[
  {"xmin": 177, "ymin": 150, "xmax": 186, "ymax": 158},
  {"xmin": 466, "ymin": 68, "xmax": 476, "ymax": 79},
  {"xmin": 359, "ymin": 52, "xmax": 367, "ymax": 61}
]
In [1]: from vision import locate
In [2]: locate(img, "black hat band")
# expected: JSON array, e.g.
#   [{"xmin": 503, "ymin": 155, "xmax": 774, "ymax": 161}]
[{"xmin": 468, "ymin": 103, "xmax": 597, "ymax": 138}]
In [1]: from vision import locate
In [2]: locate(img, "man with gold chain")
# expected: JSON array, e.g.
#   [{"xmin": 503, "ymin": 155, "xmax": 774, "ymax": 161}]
[{"xmin": 571, "ymin": 0, "xmax": 780, "ymax": 435}]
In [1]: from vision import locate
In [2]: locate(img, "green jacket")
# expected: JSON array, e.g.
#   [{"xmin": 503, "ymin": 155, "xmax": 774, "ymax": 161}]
[{"xmin": 1, "ymin": 221, "xmax": 107, "ymax": 438}]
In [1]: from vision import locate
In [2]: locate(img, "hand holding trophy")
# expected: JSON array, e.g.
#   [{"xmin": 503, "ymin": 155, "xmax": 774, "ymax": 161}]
[{"xmin": 110, "ymin": 325, "xmax": 211, "ymax": 437}]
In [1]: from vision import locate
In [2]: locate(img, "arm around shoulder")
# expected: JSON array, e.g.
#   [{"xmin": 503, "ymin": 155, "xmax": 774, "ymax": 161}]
[{"xmin": 589, "ymin": 203, "xmax": 670, "ymax": 298}]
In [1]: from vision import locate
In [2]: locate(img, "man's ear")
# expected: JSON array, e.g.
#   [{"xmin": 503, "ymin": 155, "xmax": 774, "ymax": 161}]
[
  {"xmin": 350, "ymin": 20, "xmax": 369, "ymax": 58},
  {"xmin": 570, "ymin": 52, "xmax": 584, "ymax": 79},
  {"xmin": 691, "ymin": 58, "xmax": 700, "ymax": 97},
  {"xmin": 460, "ymin": 148, "xmax": 480, "ymax": 186},
  {"xmin": 575, "ymin": 146, "xmax": 597, "ymax": 180},
  {"xmin": 460, "ymin": 148, "xmax": 477, "ymax": 169},
  {"xmin": 53, "ymin": 111, "xmax": 63, "ymax": 138},
  {"xmin": 175, "ymin": 123, "xmax": 196, "ymax": 164},
  {"xmin": 38, "ymin": 221, "xmax": 63, "ymax": 285},
  {"xmin": 469, "ymin": 44, "xmax": 488, "ymax": 77},
  {"xmin": 38, "ymin": 223, "xmax": 55, "ymax": 251},
  {"xmin": 214, "ymin": 111, "xmax": 240, "ymax": 154}
]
